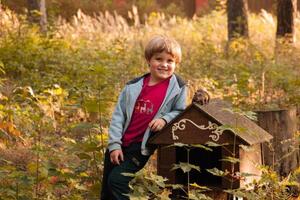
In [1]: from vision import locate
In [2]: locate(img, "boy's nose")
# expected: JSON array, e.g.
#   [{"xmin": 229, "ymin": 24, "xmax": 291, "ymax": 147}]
[{"xmin": 161, "ymin": 61, "xmax": 168, "ymax": 67}]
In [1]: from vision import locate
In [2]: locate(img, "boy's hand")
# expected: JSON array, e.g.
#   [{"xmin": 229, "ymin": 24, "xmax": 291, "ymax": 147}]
[
  {"xmin": 110, "ymin": 149, "xmax": 124, "ymax": 165},
  {"xmin": 149, "ymin": 118, "xmax": 166, "ymax": 132},
  {"xmin": 192, "ymin": 89, "xmax": 210, "ymax": 105}
]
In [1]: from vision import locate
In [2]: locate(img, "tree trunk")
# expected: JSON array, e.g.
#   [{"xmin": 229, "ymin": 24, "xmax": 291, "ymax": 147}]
[
  {"xmin": 184, "ymin": 0, "xmax": 195, "ymax": 18},
  {"xmin": 257, "ymin": 108, "xmax": 299, "ymax": 177},
  {"xmin": 276, "ymin": 0, "xmax": 296, "ymax": 42},
  {"xmin": 39, "ymin": 0, "xmax": 47, "ymax": 33},
  {"xmin": 27, "ymin": 0, "xmax": 40, "ymax": 24},
  {"xmin": 275, "ymin": 0, "xmax": 296, "ymax": 58},
  {"xmin": 227, "ymin": 0, "xmax": 249, "ymax": 40},
  {"xmin": 27, "ymin": 0, "xmax": 47, "ymax": 33}
]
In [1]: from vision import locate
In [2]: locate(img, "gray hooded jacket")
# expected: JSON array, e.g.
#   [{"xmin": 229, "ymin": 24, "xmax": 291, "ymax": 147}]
[{"xmin": 108, "ymin": 73, "xmax": 187, "ymax": 155}]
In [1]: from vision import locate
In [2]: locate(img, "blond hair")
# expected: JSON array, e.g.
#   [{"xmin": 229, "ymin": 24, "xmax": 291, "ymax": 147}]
[{"xmin": 144, "ymin": 35, "xmax": 182, "ymax": 63}]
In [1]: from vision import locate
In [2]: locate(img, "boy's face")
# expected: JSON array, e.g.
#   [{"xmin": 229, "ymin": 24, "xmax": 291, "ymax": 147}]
[{"xmin": 147, "ymin": 51, "xmax": 176, "ymax": 83}]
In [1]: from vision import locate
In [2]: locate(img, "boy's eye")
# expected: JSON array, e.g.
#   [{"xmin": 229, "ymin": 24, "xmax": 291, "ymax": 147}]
[
  {"xmin": 155, "ymin": 57, "xmax": 162, "ymax": 61},
  {"xmin": 167, "ymin": 59, "xmax": 175, "ymax": 63}
]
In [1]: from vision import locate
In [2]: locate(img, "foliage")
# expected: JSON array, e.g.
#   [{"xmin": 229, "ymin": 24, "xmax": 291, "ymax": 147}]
[
  {"xmin": 171, "ymin": 162, "xmax": 200, "ymax": 173},
  {"xmin": 1, "ymin": 0, "xmax": 185, "ymax": 21},
  {"xmin": 126, "ymin": 169, "xmax": 213, "ymax": 200},
  {"xmin": 226, "ymin": 166, "xmax": 300, "ymax": 200},
  {"xmin": 0, "ymin": 84, "xmax": 107, "ymax": 199},
  {"xmin": 125, "ymin": 169, "xmax": 171, "ymax": 200},
  {"xmin": 0, "ymin": 5, "xmax": 299, "ymax": 199}
]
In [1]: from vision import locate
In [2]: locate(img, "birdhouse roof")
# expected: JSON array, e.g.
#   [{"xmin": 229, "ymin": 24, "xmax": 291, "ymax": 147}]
[
  {"xmin": 149, "ymin": 99, "xmax": 273, "ymax": 145},
  {"xmin": 195, "ymin": 99, "xmax": 272, "ymax": 145}
]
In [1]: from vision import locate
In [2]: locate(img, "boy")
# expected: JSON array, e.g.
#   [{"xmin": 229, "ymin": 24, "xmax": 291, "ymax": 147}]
[{"xmin": 101, "ymin": 35, "xmax": 187, "ymax": 200}]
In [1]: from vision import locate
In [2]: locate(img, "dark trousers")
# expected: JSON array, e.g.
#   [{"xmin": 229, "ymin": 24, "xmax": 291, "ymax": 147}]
[{"xmin": 100, "ymin": 143, "xmax": 150, "ymax": 200}]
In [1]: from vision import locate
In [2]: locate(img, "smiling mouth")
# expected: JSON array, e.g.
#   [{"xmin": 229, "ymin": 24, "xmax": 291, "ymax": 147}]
[{"xmin": 157, "ymin": 68, "xmax": 168, "ymax": 71}]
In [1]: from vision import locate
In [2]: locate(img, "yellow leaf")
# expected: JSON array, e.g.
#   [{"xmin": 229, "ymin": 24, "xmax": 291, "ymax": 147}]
[{"xmin": 27, "ymin": 162, "xmax": 37, "ymax": 174}]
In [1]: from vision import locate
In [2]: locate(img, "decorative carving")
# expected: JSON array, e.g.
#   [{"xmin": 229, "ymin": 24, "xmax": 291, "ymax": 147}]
[{"xmin": 172, "ymin": 119, "xmax": 223, "ymax": 141}]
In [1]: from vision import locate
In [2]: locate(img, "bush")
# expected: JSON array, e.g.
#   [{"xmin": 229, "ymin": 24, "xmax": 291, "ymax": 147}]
[{"xmin": 0, "ymin": 6, "xmax": 299, "ymax": 199}]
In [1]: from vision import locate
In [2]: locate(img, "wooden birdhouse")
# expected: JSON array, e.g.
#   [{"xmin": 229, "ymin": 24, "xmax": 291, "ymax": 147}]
[{"xmin": 148, "ymin": 99, "xmax": 273, "ymax": 192}]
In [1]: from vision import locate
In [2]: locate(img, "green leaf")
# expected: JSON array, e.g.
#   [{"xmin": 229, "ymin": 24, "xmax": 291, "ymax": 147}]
[
  {"xmin": 220, "ymin": 156, "xmax": 240, "ymax": 164},
  {"xmin": 191, "ymin": 144, "xmax": 212, "ymax": 151},
  {"xmin": 206, "ymin": 168, "xmax": 229, "ymax": 177},
  {"xmin": 243, "ymin": 111, "xmax": 257, "ymax": 121},
  {"xmin": 79, "ymin": 172, "xmax": 89, "ymax": 177},
  {"xmin": 121, "ymin": 172, "xmax": 135, "ymax": 177},
  {"xmin": 82, "ymin": 142, "xmax": 101, "ymax": 152},
  {"xmin": 148, "ymin": 173, "xmax": 168, "ymax": 187},
  {"xmin": 165, "ymin": 142, "xmax": 188, "ymax": 148},
  {"xmin": 0, "ymin": 159, "xmax": 13, "ymax": 165},
  {"xmin": 217, "ymin": 124, "xmax": 235, "ymax": 133},
  {"xmin": 71, "ymin": 122, "xmax": 98, "ymax": 130},
  {"xmin": 165, "ymin": 143, "xmax": 212, "ymax": 151},
  {"xmin": 74, "ymin": 184, "xmax": 88, "ymax": 191},
  {"xmin": 40, "ymin": 166, "xmax": 49, "ymax": 178},
  {"xmin": 62, "ymin": 137, "xmax": 77, "ymax": 144},
  {"xmin": 168, "ymin": 184, "xmax": 184, "ymax": 190},
  {"xmin": 223, "ymin": 108, "xmax": 257, "ymax": 121},
  {"xmin": 188, "ymin": 189, "xmax": 213, "ymax": 200},
  {"xmin": 83, "ymin": 99, "xmax": 99, "ymax": 113},
  {"xmin": 190, "ymin": 183, "xmax": 211, "ymax": 191},
  {"xmin": 205, "ymin": 141, "xmax": 228, "ymax": 147},
  {"xmin": 20, "ymin": 175, "xmax": 33, "ymax": 185},
  {"xmin": 27, "ymin": 162, "xmax": 37, "ymax": 174},
  {"xmin": 76, "ymin": 153, "xmax": 92, "ymax": 160},
  {"xmin": 239, "ymin": 145, "xmax": 253, "ymax": 152},
  {"xmin": 240, "ymin": 172, "xmax": 257, "ymax": 178},
  {"xmin": 171, "ymin": 162, "xmax": 200, "ymax": 173}
]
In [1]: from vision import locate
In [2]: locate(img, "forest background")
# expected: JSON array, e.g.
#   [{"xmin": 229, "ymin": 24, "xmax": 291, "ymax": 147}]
[{"xmin": 0, "ymin": 0, "xmax": 299, "ymax": 199}]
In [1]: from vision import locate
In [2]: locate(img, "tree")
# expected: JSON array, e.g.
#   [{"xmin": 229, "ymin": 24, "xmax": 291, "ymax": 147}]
[
  {"xmin": 276, "ymin": 0, "xmax": 297, "ymax": 42},
  {"xmin": 184, "ymin": 0, "xmax": 195, "ymax": 18},
  {"xmin": 27, "ymin": 0, "xmax": 47, "ymax": 33},
  {"xmin": 275, "ymin": 0, "xmax": 297, "ymax": 58},
  {"xmin": 227, "ymin": 0, "xmax": 249, "ymax": 40},
  {"xmin": 27, "ymin": 0, "xmax": 39, "ymax": 23},
  {"xmin": 39, "ymin": 0, "xmax": 47, "ymax": 33}
]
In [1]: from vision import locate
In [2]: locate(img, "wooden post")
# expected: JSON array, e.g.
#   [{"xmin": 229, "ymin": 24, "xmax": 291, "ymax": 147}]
[{"xmin": 257, "ymin": 108, "xmax": 299, "ymax": 177}]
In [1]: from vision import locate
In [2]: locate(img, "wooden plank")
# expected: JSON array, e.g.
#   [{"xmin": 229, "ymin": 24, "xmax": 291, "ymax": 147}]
[
  {"xmin": 157, "ymin": 146, "xmax": 176, "ymax": 183},
  {"xmin": 239, "ymin": 143, "xmax": 262, "ymax": 187},
  {"xmin": 257, "ymin": 108, "xmax": 300, "ymax": 177}
]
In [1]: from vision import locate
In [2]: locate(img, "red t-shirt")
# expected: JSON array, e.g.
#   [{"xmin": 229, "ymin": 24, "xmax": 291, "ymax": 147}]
[{"xmin": 122, "ymin": 75, "xmax": 170, "ymax": 147}]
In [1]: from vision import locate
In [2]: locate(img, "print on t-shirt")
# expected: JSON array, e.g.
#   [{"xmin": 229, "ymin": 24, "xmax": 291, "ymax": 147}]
[
  {"xmin": 122, "ymin": 75, "xmax": 170, "ymax": 147},
  {"xmin": 134, "ymin": 99, "xmax": 154, "ymax": 115}
]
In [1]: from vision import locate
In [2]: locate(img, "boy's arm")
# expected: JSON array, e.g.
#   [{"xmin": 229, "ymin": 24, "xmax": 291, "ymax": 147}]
[
  {"xmin": 161, "ymin": 86, "xmax": 187, "ymax": 123},
  {"xmin": 107, "ymin": 87, "xmax": 127, "ymax": 152}
]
